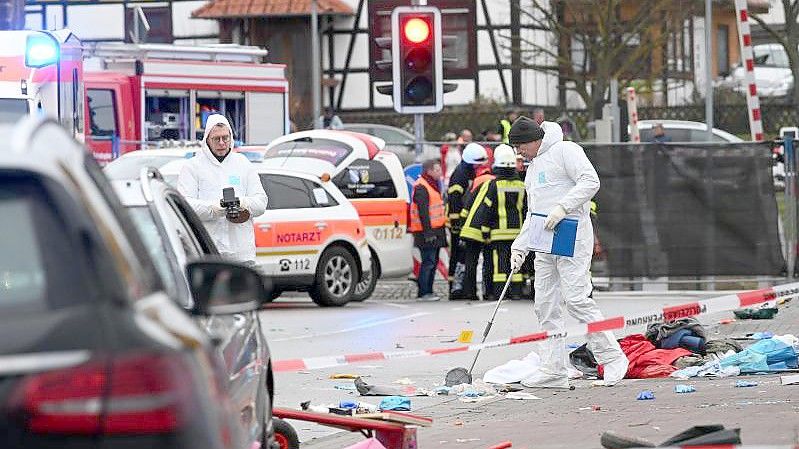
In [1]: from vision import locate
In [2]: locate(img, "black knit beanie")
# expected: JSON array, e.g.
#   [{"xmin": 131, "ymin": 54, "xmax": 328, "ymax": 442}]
[{"xmin": 508, "ymin": 116, "xmax": 545, "ymax": 145}]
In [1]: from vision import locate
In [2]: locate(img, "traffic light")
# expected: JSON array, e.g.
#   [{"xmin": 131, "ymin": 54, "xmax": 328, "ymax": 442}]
[{"xmin": 391, "ymin": 7, "xmax": 442, "ymax": 114}]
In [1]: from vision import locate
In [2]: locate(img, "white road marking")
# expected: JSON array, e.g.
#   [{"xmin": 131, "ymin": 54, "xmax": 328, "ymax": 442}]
[
  {"xmin": 271, "ymin": 312, "xmax": 431, "ymax": 342},
  {"xmin": 450, "ymin": 302, "xmax": 502, "ymax": 312},
  {"xmin": 375, "ymin": 301, "xmax": 412, "ymax": 309}
]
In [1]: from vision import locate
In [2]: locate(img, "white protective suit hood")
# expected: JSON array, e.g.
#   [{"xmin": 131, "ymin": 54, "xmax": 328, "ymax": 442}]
[{"xmin": 177, "ymin": 114, "xmax": 268, "ymax": 263}]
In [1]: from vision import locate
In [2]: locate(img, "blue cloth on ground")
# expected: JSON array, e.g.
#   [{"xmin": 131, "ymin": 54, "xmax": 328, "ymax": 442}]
[
  {"xmin": 378, "ymin": 396, "xmax": 411, "ymax": 411},
  {"xmin": 636, "ymin": 390, "xmax": 655, "ymax": 400},
  {"xmin": 719, "ymin": 338, "xmax": 797, "ymax": 373},
  {"xmin": 674, "ymin": 384, "xmax": 696, "ymax": 393}
]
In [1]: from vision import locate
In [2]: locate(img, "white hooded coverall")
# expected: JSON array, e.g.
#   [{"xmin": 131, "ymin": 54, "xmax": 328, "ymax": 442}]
[
  {"xmin": 511, "ymin": 121, "xmax": 628, "ymax": 386},
  {"xmin": 177, "ymin": 114, "xmax": 268, "ymax": 263}
]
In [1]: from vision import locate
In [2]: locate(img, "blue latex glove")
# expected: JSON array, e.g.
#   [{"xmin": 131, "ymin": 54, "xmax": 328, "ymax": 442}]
[
  {"xmin": 674, "ymin": 384, "xmax": 696, "ymax": 393},
  {"xmin": 636, "ymin": 390, "xmax": 655, "ymax": 400}
]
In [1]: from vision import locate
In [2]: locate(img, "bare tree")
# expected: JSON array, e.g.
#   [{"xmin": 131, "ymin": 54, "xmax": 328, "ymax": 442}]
[
  {"xmin": 0, "ymin": 0, "xmax": 26, "ymax": 30},
  {"xmin": 751, "ymin": 0, "xmax": 799, "ymax": 105},
  {"xmin": 506, "ymin": 0, "xmax": 696, "ymax": 119}
]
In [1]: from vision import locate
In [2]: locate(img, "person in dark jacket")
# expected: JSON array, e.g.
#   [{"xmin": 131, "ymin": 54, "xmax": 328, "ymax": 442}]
[
  {"xmin": 447, "ymin": 143, "xmax": 488, "ymax": 299},
  {"xmin": 410, "ymin": 160, "xmax": 448, "ymax": 301}
]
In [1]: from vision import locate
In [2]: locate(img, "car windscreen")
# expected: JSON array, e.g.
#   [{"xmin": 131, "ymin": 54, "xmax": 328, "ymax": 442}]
[
  {"xmin": 104, "ymin": 155, "xmax": 191, "ymax": 180},
  {"xmin": 127, "ymin": 206, "xmax": 178, "ymax": 296},
  {"xmin": 264, "ymin": 139, "xmax": 353, "ymax": 165},
  {"xmin": 0, "ymin": 177, "xmax": 90, "ymax": 314},
  {"xmin": 0, "ymin": 99, "xmax": 29, "ymax": 125}
]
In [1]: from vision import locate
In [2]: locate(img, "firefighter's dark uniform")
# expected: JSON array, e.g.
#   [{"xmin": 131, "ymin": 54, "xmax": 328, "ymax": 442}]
[
  {"xmin": 452, "ymin": 173, "xmax": 495, "ymax": 300},
  {"xmin": 446, "ymin": 161, "xmax": 475, "ymax": 298},
  {"xmin": 459, "ymin": 167, "xmax": 527, "ymax": 299}
]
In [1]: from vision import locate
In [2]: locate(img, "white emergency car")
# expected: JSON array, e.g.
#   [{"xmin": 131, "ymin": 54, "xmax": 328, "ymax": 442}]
[
  {"xmin": 159, "ymin": 160, "xmax": 371, "ymax": 307},
  {"xmin": 260, "ymin": 130, "xmax": 413, "ymax": 301}
]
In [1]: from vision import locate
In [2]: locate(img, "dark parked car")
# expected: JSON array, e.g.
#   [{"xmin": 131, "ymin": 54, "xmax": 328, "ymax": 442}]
[
  {"xmin": 0, "ymin": 117, "xmax": 270, "ymax": 449},
  {"xmin": 112, "ymin": 167, "xmax": 276, "ymax": 448}
]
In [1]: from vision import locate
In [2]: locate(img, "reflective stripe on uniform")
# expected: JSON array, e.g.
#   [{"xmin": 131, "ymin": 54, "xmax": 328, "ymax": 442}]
[{"xmin": 459, "ymin": 181, "xmax": 492, "ymax": 242}]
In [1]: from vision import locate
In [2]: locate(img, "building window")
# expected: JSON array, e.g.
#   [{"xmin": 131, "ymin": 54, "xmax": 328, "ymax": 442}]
[
  {"xmin": 717, "ymin": 24, "xmax": 729, "ymax": 76},
  {"xmin": 125, "ymin": 6, "xmax": 173, "ymax": 44}
]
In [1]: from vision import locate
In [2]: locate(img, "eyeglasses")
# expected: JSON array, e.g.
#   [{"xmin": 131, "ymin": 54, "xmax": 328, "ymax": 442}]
[{"xmin": 209, "ymin": 135, "xmax": 231, "ymax": 144}]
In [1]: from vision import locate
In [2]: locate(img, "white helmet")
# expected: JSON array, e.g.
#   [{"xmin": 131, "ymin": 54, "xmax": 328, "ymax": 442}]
[
  {"xmin": 493, "ymin": 144, "xmax": 516, "ymax": 168},
  {"xmin": 462, "ymin": 143, "xmax": 488, "ymax": 165}
]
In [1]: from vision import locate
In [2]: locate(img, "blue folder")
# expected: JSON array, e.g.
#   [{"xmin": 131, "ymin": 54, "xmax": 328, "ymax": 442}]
[{"xmin": 530, "ymin": 213, "xmax": 578, "ymax": 257}]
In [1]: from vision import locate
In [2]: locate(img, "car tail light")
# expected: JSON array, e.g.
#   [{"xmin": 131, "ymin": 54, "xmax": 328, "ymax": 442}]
[{"xmin": 13, "ymin": 353, "xmax": 194, "ymax": 435}]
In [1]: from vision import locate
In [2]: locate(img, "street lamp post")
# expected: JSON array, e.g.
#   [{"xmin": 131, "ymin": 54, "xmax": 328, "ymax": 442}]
[{"xmin": 311, "ymin": 0, "xmax": 321, "ymax": 129}]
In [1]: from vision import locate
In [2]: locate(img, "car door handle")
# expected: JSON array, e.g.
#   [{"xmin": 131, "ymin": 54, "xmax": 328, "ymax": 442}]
[
  {"xmin": 257, "ymin": 223, "xmax": 271, "ymax": 230},
  {"xmin": 315, "ymin": 222, "xmax": 328, "ymax": 229}
]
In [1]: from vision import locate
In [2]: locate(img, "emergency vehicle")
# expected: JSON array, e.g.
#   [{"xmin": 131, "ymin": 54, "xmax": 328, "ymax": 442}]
[
  {"xmin": 83, "ymin": 43, "xmax": 289, "ymax": 165},
  {"xmin": 158, "ymin": 160, "xmax": 372, "ymax": 307},
  {"xmin": 260, "ymin": 130, "xmax": 413, "ymax": 301},
  {"xmin": 0, "ymin": 29, "xmax": 84, "ymax": 138}
]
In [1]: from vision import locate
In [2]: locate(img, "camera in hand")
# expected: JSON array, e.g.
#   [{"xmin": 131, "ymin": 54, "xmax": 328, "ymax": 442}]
[{"xmin": 220, "ymin": 187, "xmax": 250, "ymax": 224}]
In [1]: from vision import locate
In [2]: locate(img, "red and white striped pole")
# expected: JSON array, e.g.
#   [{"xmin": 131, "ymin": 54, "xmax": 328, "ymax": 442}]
[
  {"xmin": 734, "ymin": 0, "xmax": 764, "ymax": 141},
  {"xmin": 626, "ymin": 87, "xmax": 640, "ymax": 143}
]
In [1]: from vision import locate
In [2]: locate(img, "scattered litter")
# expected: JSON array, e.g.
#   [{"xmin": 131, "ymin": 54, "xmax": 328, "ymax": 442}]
[
  {"xmin": 735, "ymin": 380, "xmax": 758, "ymax": 388},
  {"xmin": 455, "ymin": 439, "xmax": 481, "ymax": 443},
  {"xmin": 636, "ymin": 390, "xmax": 655, "ymax": 400},
  {"xmin": 592, "ymin": 405, "xmax": 602, "ymax": 411},
  {"xmin": 750, "ymin": 331, "xmax": 775, "ymax": 340},
  {"xmin": 628, "ymin": 420, "xmax": 653, "ymax": 427},
  {"xmin": 339, "ymin": 400, "xmax": 358, "ymax": 409},
  {"xmin": 567, "ymin": 343, "xmax": 580, "ymax": 349},
  {"xmin": 483, "ymin": 351, "xmax": 541, "ymax": 384},
  {"xmin": 718, "ymin": 319, "xmax": 735, "ymax": 325},
  {"xmin": 733, "ymin": 308, "xmax": 778, "ymax": 320},
  {"xmin": 781, "ymin": 374, "xmax": 799, "ymax": 385},
  {"xmin": 393, "ymin": 378, "xmax": 414, "ymax": 385},
  {"xmin": 494, "ymin": 384, "xmax": 523, "ymax": 393},
  {"xmin": 458, "ymin": 330, "xmax": 474, "ymax": 343},
  {"xmin": 578, "ymin": 407, "xmax": 591, "ymax": 411},
  {"xmin": 505, "ymin": 392, "xmax": 541, "ymax": 400},
  {"xmin": 355, "ymin": 377, "xmax": 423, "ymax": 396},
  {"xmin": 298, "ymin": 371, "xmax": 311, "ymax": 374},
  {"xmin": 395, "ymin": 343, "xmax": 405, "ymax": 349},
  {"xmin": 433, "ymin": 386, "xmax": 452, "ymax": 395},
  {"xmin": 334, "ymin": 383, "xmax": 357, "ymax": 390},
  {"xmin": 674, "ymin": 384, "xmax": 696, "ymax": 394},
  {"xmin": 454, "ymin": 420, "xmax": 464, "ymax": 426},
  {"xmin": 378, "ymin": 396, "xmax": 411, "ymax": 411},
  {"xmin": 330, "ymin": 373, "xmax": 361, "ymax": 379}
]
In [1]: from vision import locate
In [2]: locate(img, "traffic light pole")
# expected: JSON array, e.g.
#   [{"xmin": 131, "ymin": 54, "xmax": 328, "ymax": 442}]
[{"xmin": 413, "ymin": 113, "xmax": 424, "ymax": 163}]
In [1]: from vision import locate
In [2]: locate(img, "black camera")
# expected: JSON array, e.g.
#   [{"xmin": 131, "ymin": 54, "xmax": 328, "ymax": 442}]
[{"xmin": 220, "ymin": 187, "xmax": 249, "ymax": 223}]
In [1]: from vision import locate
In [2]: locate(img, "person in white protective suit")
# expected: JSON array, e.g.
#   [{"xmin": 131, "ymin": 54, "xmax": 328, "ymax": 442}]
[
  {"xmin": 508, "ymin": 117, "xmax": 628, "ymax": 388},
  {"xmin": 178, "ymin": 114, "xmax": 268, "ymax": 264}
]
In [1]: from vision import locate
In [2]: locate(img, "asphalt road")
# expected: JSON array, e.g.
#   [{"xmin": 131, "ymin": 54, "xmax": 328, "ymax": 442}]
[{"xmin": 258, "ymin": 288, "xmax": 799, "ymax": 448}]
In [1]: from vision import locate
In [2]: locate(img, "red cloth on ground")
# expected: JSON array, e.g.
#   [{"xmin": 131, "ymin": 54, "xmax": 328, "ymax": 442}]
[{"xmin": 598, "ymin": 334, "xmax": 692, "ymax": 379}]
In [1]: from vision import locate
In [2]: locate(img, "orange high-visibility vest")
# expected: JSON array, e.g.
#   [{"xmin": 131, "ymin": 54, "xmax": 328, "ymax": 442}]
[{"xmin": 409, "ymin": 177, "xmax": 446, "ymax": 232}]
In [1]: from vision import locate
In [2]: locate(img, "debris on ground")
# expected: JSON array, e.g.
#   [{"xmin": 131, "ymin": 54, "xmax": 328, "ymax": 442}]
[
  {"xmin": 735, "ymin": 380, "xmax": 758, "ymax": 387},
  {"xmin": 505, "ymin": 392, "xmax": 542, "ymax": 400},
  {"xmin": 330, "ymin": 373, "xmax": 361, "ymax": 379},
  {"xmin": 750, "ymin": 331, "xmax": 775, "ymax": 340},
  {"xmin": 451, "ymin": 380, "xmax": 497, "ymax": 402},
  {"xmin": 377, "ymin": 396, "xmax": 411, "ymax": 411},
  {"xmin": 601, "ymin": 425, "xmax": 741, "ymax": 449},
  {"xmin": 718, "ymin": 318, "xmax": 735, "ymax": 325},
  {"xmin": 781, "ymin": 374, "xmax": 799, "ymax": 385},
  {"xmin": 636, "ymin": 390, "xmax": 655, "ymax": 400},
  {"xmin": 392, "ymin": 378, "xmax": 414, "ymax": 385},
  {"xmin": 733, "ymin": 308, "xmax": 778, "ymax": 320},
  {"xmin": 355, "ymin": 377, "xmax": 424, "ymax": 396},
  {"xmin": 455, "ymin": 438, "xmax": 481, "ymax": 443},
  {"xmin": 458, "ymin": 330, "xmax": 474, "ymax": 343},
  {"xmin": 334, "ymin": 383, "xmax": 357, "ymax": 390},
  {"xmin": 674, "ymin": 384, "xmax": 696, "ymax": 393}
]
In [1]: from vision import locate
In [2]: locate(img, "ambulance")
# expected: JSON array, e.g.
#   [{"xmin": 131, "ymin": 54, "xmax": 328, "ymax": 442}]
[
  {"xmin": 0, "ymin": 29, "xmax": 84, "ymax": 138},
  {"xmin": 157, "ymin": 160, "xmax": 371, "ymax": 307},
  {"xmin": 259, "ymin": 130, "xmax": 413, "ymax": 301},
  {"xmin": 83, "ymin": 43, "xmax": 289, "ymax": 165}
]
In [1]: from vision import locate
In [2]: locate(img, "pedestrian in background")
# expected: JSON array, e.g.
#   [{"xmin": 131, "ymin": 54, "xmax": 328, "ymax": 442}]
[
  {"xmin": 650, "ymin": 123, "xmax": 672, "ymax": 143},
  {"xmin": 497, "ymin": 109, "xmax": 520, "ymax": 144},
  {"xmin": 320, "ymin": 107, "xmax": 344, "ymax": 130},
  {"xmin": 533, "ymin": 107, "xmax": 545, "ymax": 125},
  {"xmin": 410, "ymin": 159, "xmax": 448, "ymax": 301},
  {"xmin": 447, "ymin": 143, "xmax": 488, "ymax": 300},
  {"xmin": 509, "ymin": 117, "xmax": 628, "ymax": 388}
]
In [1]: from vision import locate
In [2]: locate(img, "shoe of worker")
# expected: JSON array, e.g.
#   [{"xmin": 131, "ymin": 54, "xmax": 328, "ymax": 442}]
[{"xmin": 418, "ymin": 294, "xmax": 441, "ymax": 302}]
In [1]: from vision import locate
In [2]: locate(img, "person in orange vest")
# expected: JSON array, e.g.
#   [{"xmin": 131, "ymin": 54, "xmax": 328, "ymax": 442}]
[{"xmin": 410, "ymin": 159, "xmax": 448, "ymax": 301}]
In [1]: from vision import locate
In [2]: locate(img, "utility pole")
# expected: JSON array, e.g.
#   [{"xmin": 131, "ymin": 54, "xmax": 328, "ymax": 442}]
[
  {"xmin": 704, "ymin": 0, "xmax": 714, "ymax": 141},
  {"xmin": 311, "ymin": 0, "xmax": 321, "ymax": 129}
]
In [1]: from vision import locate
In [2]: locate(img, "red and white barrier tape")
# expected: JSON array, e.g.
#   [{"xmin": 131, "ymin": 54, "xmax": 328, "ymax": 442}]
[
  {"xmin": 273, "ymin": 282, "xmax": 799, "ymax": 372},
  {"xmin": 734, "ymin": 0, "xmax": 764, "ymax": 141}
]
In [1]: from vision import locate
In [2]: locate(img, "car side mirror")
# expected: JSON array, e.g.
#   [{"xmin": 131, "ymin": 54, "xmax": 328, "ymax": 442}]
[{"xmin": 186, "ymin": 260, "xmax": 268, "ymax": 315}]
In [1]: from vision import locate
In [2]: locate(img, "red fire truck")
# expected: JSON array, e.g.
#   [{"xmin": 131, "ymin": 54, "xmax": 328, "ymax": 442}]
[{"xmin": 83, "ymin": 43, "xmax": 289, "ymax": 164}]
